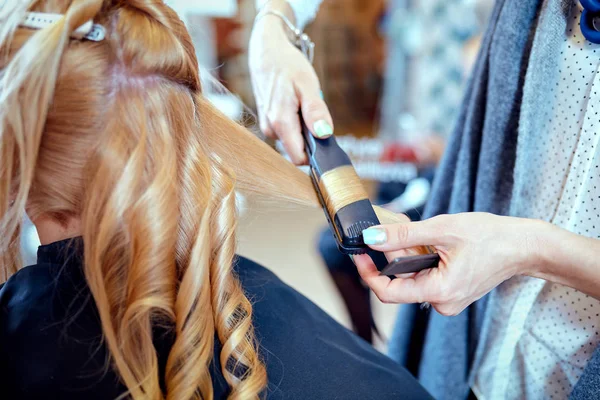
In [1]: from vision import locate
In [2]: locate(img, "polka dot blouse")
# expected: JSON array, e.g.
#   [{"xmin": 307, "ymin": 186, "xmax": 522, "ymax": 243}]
[{"xmin": 472, "ymin": 3, "xmax": 600, "ymax": 400}]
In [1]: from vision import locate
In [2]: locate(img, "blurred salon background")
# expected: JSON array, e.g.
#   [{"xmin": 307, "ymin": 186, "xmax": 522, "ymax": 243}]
[{"xmin": 21, "ymin": 0, "xmax": 494, "ymax": 352}]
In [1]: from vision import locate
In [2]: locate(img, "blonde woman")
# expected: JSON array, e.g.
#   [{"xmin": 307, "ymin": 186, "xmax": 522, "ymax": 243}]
[{"xmin": 0, "ymin": 1, "xmax": 431, "ymax": 399}]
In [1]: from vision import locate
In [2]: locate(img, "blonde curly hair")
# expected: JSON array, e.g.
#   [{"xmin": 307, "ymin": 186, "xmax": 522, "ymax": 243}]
[{"xmin": 0, "ymin": 1, "xmax": 409, "ymax": 399}]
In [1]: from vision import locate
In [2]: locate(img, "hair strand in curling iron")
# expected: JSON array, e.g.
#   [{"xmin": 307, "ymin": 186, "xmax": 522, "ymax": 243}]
[
  {"xmin": 300, "ymin": 112, "xmax": 381, "ymax": 254},
  {"xmin": 318, "ymin": 166, "xmax": 369, "ymax": 219},
  {"xmin": 300, "ymin": 114, "xmax": 436, "ymax": 265},
  {"xmin": 290, "ymin": 28, "xmax": 434, "ymax": 263}
]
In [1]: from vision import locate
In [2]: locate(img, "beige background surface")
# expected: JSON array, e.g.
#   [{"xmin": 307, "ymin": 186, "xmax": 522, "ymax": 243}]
[{"xmin": 237, "ymin": 200, "xmax": 399, "ymax": 351}]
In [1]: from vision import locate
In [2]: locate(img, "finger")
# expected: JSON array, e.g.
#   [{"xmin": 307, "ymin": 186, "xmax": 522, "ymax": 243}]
[
  {"xmin": 354, "ymin": 254, "xmax": 430, "ymax": 304},
  {"xmin": 383, "ymin": 248, "xmax": 421, "ymax": 263},
  {"xmin": 295, "ymin": 80, "xmax": 334, "ymax": 139},
  {"xmin": 270, "ymin": 112, "xmax": 306, "ymax": 164},
  {"xmin": 373, "ymin": 206, "xmax": 411, "ymax": 225},
  {"xmin": 257, "ymin": 111, "xmax": 275, "ymax": 139},
  {"xmin": 266, "ymin": 80, "xmax": 307, "ymax": 164},
  {"xmin": 361, "ymin": 218, "xmax": 446, "ymax": 252},
  {"xmin": 431, "ymin": 302, "xmax": 468, "ymax": 317}
]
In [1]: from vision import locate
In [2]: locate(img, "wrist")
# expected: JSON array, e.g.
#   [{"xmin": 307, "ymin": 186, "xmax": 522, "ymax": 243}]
[
  {"xmin": 253, "ymin": 14, "xmax": 289, "ymax": 37},
  {"xmin": 256, "ymin": 0, "xmax": 297, "ymax": 26},
  {"xmin": 520, "ymin": 219, "xmax": 561, "ymax": 278},
  {"xmin": 252, "ymin": 4, "xmax": 298, "ymax": 46}
]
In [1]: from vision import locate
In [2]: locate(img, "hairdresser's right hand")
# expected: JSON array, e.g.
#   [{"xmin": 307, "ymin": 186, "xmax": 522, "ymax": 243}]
[
  {"xmin": 354, "ymin": 213, "xmax": 539, "ymax": 316},
  {"xmin": 249, "ymin": 9, "xmax": 334, "ymax": 165}
]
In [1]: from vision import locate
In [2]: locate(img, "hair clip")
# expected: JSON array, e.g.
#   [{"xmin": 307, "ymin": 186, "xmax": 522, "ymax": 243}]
[{"xmin": 19, "ymin": 11, "xmax": 105, "ymax": 41}]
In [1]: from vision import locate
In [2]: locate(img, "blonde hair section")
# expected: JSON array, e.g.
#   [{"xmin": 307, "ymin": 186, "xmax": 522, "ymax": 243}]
[
  {"xmin": 318, "ymin": 166, "xmax": 369, "ymax": 217},
  {"xmin": 0, "ymin": 0, "xmax": 100, "ymax": 280},
  {"xmin": 0, "ymin": 1, "xmax": 420, "ymax": 399}
]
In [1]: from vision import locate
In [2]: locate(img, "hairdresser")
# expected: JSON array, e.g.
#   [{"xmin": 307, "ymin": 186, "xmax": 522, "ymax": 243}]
[{"xmin": 251, "ymin": 0, "xmax": 600, "ymax": 399}]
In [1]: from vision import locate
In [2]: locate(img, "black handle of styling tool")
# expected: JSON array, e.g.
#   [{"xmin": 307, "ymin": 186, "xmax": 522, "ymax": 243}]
[
  {"xmin": 380, "ymin": 253, "xmax": 440, "ymax": 276},
  {"xmin": 293, "ymin": 45, "xmax": 439, "ymax": 269},
  {"xmin": 299, "ymin": 112, "xmax": 441, "ymax": 275},
  {"xmin": 300, "ymin": 112, "xmax": 381, "ymax": 255}
]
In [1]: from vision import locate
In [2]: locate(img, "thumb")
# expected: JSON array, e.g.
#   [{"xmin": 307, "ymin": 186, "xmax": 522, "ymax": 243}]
[
  {"xmin": 362, "ymin": 219, "xmax": 444, "ymax": 252},
  {"xmin": 296, "ymin": 84, "xmax": 334, "ymax": 139}
]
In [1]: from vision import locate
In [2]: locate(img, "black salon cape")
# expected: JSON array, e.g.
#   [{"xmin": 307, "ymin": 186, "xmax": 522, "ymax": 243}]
[{"xmin": 0, "ymin": 238, "xmax": 431, "ymax": 399}]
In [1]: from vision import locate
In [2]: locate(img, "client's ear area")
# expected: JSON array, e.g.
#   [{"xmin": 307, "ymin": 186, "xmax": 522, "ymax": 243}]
[{"xmin": 27, "ymin": 212, "xmax": 82, "ymax": 246}]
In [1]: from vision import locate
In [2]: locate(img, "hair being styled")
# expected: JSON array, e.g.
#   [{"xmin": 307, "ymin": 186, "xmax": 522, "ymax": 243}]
[{"xmin": 0, "ymin": 1, "xmax": 413, "ymax": 399}]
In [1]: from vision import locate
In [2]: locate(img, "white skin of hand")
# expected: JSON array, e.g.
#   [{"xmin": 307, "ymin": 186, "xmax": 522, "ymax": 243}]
[
  {"xmin": 355, "ymin": 212, "xmax": 544, "ymax": 316},
  {"xmin": 249, "ymin": 15, "xmax": 334, "ymax": 164}
]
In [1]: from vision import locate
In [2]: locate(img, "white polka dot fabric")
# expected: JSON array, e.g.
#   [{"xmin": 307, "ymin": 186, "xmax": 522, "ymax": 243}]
[{"xmin": 472, "ymin": 3, "xmax": 600, "ymax": 399}]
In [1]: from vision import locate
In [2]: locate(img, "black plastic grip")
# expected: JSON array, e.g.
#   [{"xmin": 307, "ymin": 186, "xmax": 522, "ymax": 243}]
[
  {"xmin": 301, "ymin": 116, "xmax": 352, "ymax": 178},
  {"xmin": 300, "ymin": 112, "xmax": 380, "ymax": 254},
  {"xmin": 380, "ymin": 254, "xmax": 440, "ymax": 276}
]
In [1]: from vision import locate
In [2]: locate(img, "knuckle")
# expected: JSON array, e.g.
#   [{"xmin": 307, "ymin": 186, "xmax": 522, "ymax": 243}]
[
  {"xmin": 263, "ymin": 128, "xmax": 275, "ymax": 139},
  {"xmin": 396, "ymin": 213, "xmax": 411, "ymax": 224},
  {"xmin": 375, "ymin": 291, "xmax": 391, "ymax": 304},
  {"xmin": 394, "ymin": 224, "xmax": 411, "ymax": 245},
  {"xmin": 268, "ymin": 118, "xmax": 286, "ymax": 135},
  {"xmin": 435, "ymin": 304, "xmax": 457, "ymax": 317},
  {"xmin": 435, "ymin": 282, "xmax": 453, "ymax": 304},
  {"xmin": 431, "ymin": 214, "xmax": 457, "ymax": 240},
  {"xmin": 266, "ymin": 110, "xmax": 294, "ymax": 132},
  {"xmin": 434, "ymin": 214, "xmax": 452, "ymax": 224},
  {"xmin": 432, "ymin": 214, "xmax": 452, "ymax": 229},
  {"xmin": 291, "ymin": 68, "xmax": 316, "ymax": 83},
  {"xmin": 303, "ymin": 98, "xmax": 327, "ymax": 116},
  {"xmin": 259, "ymin": 120, "xmax": 273, "ymax": 136}
]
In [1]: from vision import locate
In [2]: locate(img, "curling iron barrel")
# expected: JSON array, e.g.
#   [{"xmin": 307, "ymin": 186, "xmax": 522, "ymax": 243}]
[
  {"xmin": 301, "ymin": 113, "xmax": 381, "ymax": 254},
  {"xmin": 275, "ymin": 9, "xmax": 380, "ymax": 254}
]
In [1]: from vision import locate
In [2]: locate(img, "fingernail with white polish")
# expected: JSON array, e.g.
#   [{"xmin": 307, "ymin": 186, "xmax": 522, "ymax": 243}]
[
  {"xmin": 313, "ymin": 120, "xmax": 333, "ymax": 138},
  {"xmin": 362, "ymin": 227, "xmax": 387, "ymax": 245},
  {"xmin": 349, "ymin": 255, "xmax": 355, "ymax": 265}
]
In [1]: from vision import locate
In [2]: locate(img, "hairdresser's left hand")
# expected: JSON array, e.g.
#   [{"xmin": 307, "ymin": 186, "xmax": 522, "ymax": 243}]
[
  {"xmin": 354, "ymin": 212, "xmax": 545, "ymax": 316},
  {"xmin": 249, "ymin": 2, "xmax": 333, "ymax": 165}
]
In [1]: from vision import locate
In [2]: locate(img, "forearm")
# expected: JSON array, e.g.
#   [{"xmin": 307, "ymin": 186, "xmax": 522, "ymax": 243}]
[
  {"xmin": 527, "ymin": 220, "xmax": 600, "ymax": 299},
  {"xmin": 256, "ymin": 0, "xmax": 296, "ymax": 24},
  {"xmin": 256, "ymin": 0, "xmax": 324, "ymax": 30},
  {"xmin": 252, "ymin": 0, "xmax": 296, "ymax": 48}
]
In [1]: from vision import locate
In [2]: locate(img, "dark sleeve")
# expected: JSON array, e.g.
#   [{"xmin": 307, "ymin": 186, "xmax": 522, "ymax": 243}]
[
  {"xmin": 234, "ymin": 256, "xmax": 433, "ymax": 400},
  {"xmin": 0, "ymin": 278, "xmax": 18, "ymax": 395},
  {"xmin": 0, "ymin": 266, "xmax": 64, "ymax": 398}
]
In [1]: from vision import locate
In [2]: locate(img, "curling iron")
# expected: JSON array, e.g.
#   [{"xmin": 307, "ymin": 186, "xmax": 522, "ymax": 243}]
[
  {"xmin": 301, "ymin": 115, "xmax": 381, "ymax": 254},
  {"xmin": 264, "ymin": 8, "xmax": 440, "ymax": 270},
  {"xmin": 301, "ymin": 115, "xmax": 440, "ymax": 272}
]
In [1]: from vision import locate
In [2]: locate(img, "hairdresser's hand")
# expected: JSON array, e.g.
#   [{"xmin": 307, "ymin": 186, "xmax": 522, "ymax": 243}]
[
  {"xmin": 249, "ymin": 6, "xmax": 334, "ymax": 164},
  {"xmin": 354, "ymin": 213, "xmax": 545, "ymax": 316}
]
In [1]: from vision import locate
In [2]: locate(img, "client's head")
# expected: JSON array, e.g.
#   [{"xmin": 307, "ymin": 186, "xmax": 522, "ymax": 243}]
[{"xmin": 0, "ymin": 0, "xmax": 322, "ymax": 398}]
